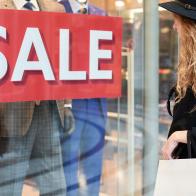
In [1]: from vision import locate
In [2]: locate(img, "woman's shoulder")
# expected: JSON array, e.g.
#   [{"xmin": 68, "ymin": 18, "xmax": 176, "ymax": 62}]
[
  {"xmin": 167, "ymin": 86, "xmax": 196, "ymax": 116},
  {"xmin": 173, "ymin": 87, "xmax": 195, "ymax": 103},
  {"xmin": 173, "ymin": 87, "xmax": 196, "ymax": 114},
  {"xmin": 182, "ymin": 87, "xmax": 196, "ymax": 103}
]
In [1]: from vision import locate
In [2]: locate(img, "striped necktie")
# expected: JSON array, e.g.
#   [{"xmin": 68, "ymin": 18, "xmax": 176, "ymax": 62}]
[
  {"xmin": 23, "ymin": 0, "xmax": 35, "ymax": 10},
  {"xmin": 77, "ymin": 0, "xmax": 88, "ymax": 14},
  {"xmin": 78, "ymin": 7, "xmax": 88, "ymax": 14}
]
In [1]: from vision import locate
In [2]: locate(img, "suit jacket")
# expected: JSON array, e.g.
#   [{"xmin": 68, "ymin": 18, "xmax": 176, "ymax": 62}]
[
  {"xmin": 59, "ymin": 0, "xmax": 108, "ymax": 123},
  {"xmin": 0, "ymin": 0, "xmax": 72, "ymax": 137}
]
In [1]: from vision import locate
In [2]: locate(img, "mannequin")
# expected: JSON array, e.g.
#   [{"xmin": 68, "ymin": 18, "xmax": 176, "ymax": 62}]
[
  {"xmin": 0, "ymin": 0, "xmax": 73, "ymax": 195},
  {"xmin": 59, "ymin": 1, "xmax": 107, "ymax": 196}
]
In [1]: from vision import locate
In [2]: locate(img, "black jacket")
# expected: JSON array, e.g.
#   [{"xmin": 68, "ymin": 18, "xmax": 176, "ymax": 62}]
[{"xmin": 167, "ymin": 87, "xmax": 196, "ymax": 158}]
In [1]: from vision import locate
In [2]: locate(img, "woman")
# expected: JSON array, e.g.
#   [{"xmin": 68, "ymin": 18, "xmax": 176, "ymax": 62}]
[{"xmin": 159, "ymin": 0, "xmax": 196, "ymax": 160}]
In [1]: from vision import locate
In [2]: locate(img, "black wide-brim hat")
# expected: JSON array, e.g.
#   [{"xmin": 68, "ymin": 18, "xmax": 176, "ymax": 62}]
[{"xmin": 159, "ymin": 0, "xmax": 196, "ymax": 20}]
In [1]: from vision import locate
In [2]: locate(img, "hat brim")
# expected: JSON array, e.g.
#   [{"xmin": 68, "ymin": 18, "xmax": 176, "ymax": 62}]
[{"xmin": 159, "ymin": 1, "xmax": 196, "ymax": 20}]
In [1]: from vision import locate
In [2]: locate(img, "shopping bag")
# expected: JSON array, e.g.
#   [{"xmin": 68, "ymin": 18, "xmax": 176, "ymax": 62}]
[{"xmin": 154, "ymin": 159, "xmax": 196, "ymax": 196}]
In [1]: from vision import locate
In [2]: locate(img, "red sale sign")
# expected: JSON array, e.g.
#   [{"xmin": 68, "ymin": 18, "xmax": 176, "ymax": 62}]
[{"xmin": 0, "ymin": 9, "xmax": 122, "ymax": 102}]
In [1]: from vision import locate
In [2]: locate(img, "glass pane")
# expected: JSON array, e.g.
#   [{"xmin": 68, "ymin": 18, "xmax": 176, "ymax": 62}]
[{"xmin": 0, "ymin": 1, "xmax": 178, "ymax": 196}]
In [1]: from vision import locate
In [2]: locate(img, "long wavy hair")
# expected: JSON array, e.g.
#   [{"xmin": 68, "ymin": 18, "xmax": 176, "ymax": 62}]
[{"xmin": 175, "ymin": 14, "xmax": 196, "ymax": 103}]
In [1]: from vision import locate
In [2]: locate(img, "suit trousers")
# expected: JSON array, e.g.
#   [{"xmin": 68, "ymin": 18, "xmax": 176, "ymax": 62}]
[
  {"xmin": 61, "ymin": 99, "xmax": 106, "ymax": 196},
  {"xmin": 0, "ymin": 101, "xmax": 66, "ymax": 196}
]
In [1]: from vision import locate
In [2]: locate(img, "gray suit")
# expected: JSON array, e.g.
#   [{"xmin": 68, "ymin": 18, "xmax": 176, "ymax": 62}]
[
  {"xmin": 0, "ymin": 100, "xmax": 70, "ymax": 137},
  {"xmin": 0, "ymin": 1, "xmax": 71, "ymax": 195},
  {"xmin": 0, "ymin": 0, "xmax": 72, "ymax": 138}
]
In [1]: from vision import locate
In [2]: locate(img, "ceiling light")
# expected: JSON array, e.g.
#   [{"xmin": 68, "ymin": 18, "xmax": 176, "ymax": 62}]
[
  {"xmin": 115, "ymin": 0, "xmax": 125, "ymax": 8},
  {"xmin": 137, "ymin": 0, "xmax": 143, "ymax": 3},
  {"xmin": 161, "ymin": 27, "xmax": 170, "ymax": 34}
]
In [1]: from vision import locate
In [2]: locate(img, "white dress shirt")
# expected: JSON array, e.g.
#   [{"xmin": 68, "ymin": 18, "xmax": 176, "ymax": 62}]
[
  {"xmin": 66, "ymin": 0, "xmax": 88, "ymax": 13},
  {"xmin": 70, "ymin": 0, "xmax": 87, "ymax": 13},
  {"xmin": 13, "ymin": 0, "xmax": 40, "ymax": 11}
]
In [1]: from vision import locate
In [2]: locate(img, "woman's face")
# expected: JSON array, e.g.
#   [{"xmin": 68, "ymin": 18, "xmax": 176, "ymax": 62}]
[{"xmin": 173, "ymin": 15, "xmax": 182, "ymax": 37}]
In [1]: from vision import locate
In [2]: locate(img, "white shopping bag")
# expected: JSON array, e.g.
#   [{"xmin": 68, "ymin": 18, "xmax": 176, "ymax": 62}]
[{"xmin": 154, "ymin": 159, "xmax": 196, "ymax": 196}]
